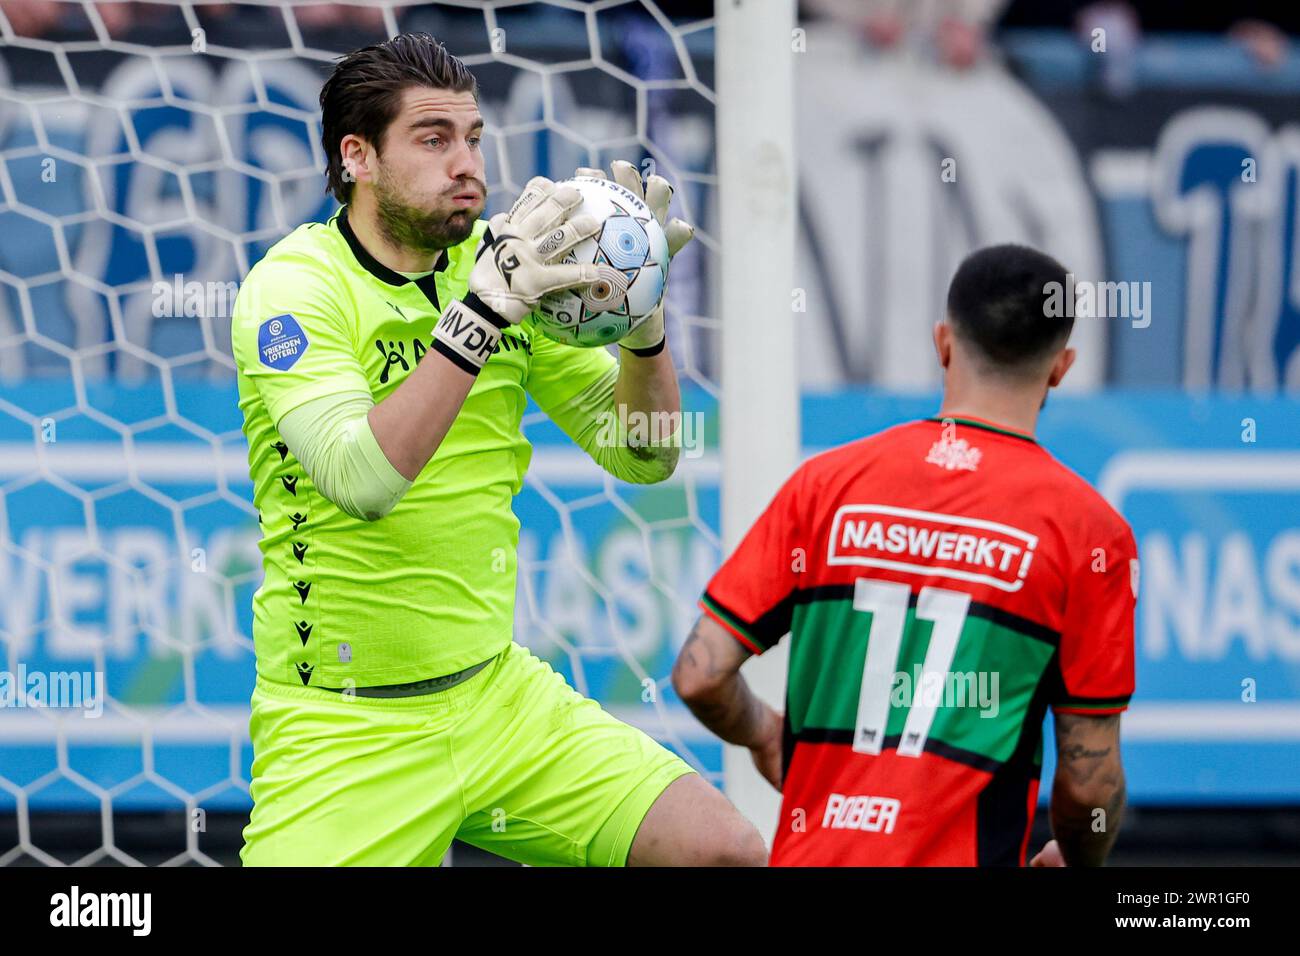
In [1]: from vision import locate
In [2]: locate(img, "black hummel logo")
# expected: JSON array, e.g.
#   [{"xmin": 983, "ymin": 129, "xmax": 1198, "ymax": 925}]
[
  {"xmin": 281, "ymin": 475, "xmax": 298, "ymax": 495},
  {"xmin": 863, "ymin": 729, "xmax": 877, "ymax": 743},
  {"xmin": 906, "ymin": 732, "xmax": 920, "ymax": 746},
  {"xmin": 387, "ymin": 301, "xmax": 409, "ymax": 321},
  {"xmin": 292, "ymin": 541, "xmax": 308, "ymax": 563},
  {"xmin": 295, "ymin": 620, "xmax": 313, "ymax": 644},
  {"xmin": 272, "ymin": 440, "xmax": 289, "ymax": 462},
  {"xmin": 375, "ymin": 339, "xmax": 409, "ymax": 384},
  {"xmin": 290, "ymin": 512, "xmax": 307, "ymax": 531},
  {"xmin": 296, "ymin": 662, "xmax": 313, "ymax": 685},
  {"xmin": 293, "ymin": 580, "xmax": 311, "ymax": 603}
]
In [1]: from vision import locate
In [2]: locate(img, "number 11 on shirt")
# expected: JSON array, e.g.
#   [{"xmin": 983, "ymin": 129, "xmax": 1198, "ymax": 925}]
[{"xmin": 851, "ymin": 579, "xmax": 973, "ymax": 758}]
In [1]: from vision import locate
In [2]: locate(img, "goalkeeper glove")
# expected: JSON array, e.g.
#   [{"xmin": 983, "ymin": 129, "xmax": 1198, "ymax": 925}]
[
  {"xmin": 435, "ymin": 176, "xmax": 600, "ymax": 372},
  {"xmin": 574, "ymin": 160, "xmax": 695, "ymax": 355}
]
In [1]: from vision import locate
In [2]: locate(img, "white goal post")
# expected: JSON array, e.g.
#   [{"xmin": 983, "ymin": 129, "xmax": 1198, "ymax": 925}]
[{"xmin": 715, "ymin": 0, "xmax": 800, "ymax": 844}]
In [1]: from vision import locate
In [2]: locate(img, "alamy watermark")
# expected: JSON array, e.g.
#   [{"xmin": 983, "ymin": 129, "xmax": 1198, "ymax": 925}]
[
  {"xmin": 889, "ymin": 666, "xmax": 1000, "ymax": 718},
  {"xmin": 152, "ymin": 274, "xmax": 240, "ymax": 319},
  {"xmin": 50, "ymin": 886, "xmax": 150, "ymax": 935},
  {"xmin": 595, "ymin": 404, "xmax": 705, "ymax": 459},
  {"xmin": 0, "ymin": 665, "xmax": 104, "ymax": 718},
  {"xmin": 1043, "ymin": 273, "xmax": 1152, "ymax": 328}
]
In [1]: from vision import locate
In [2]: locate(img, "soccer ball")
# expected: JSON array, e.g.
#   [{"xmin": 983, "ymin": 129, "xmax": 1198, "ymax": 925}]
[{"xmin": 531, "ymin": 176, "xmax": 670, "ymax": 348}]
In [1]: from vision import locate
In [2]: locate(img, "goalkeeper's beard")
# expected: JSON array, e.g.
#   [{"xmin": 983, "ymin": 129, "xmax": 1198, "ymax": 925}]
[{"xmin": 372, "ymin": 171, "xmax": 479, "ymax": 256}]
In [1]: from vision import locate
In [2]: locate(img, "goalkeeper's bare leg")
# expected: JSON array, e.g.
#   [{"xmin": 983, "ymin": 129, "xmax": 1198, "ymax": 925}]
[{"xmin": 627, "ymin": 774, "xmax": 767, "ymax": 866}]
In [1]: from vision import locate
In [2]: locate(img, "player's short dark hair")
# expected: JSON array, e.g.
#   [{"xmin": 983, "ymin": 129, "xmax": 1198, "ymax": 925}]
[
  {"xmin": 320, "ymin": 32, "xmax": 478, "ymax": 204},
  {"xmin": 945, "ymin": 244, "xmax": 1074, "ymax": 376}
]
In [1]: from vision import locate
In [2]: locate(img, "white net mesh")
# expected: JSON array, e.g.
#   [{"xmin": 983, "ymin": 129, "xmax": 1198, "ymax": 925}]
[{"xmin": 0, "ymin": 0, "xmax": 722, "ymax": 865}]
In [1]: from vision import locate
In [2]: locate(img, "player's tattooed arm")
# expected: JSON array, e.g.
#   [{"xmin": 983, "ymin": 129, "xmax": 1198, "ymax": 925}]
[
  {"xmin": 1049, "ymin": 712, "xmax": 1127, "ymax": 866},
  {"xmin": 672, "ymin": 616, "xmax": 782, "ymax": 769}
]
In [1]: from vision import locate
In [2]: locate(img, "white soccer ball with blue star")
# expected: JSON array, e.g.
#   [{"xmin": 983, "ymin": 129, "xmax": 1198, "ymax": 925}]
[{"xmin": 532, "ymin": 175, "xmax": 669, "ymax": 348}]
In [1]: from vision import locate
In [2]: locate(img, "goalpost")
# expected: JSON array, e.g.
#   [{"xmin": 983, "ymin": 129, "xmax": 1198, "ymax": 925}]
[
  {"xmin": 0, "ymin": 0, "xmax": 798, "ymax": 864},
  {"xmin": 715, "ymin": 0, "xmax": 799, "ymax": 843}
]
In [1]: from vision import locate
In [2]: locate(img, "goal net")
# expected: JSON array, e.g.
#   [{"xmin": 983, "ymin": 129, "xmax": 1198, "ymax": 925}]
[{"xmin": 0, "ymin": 0, "xmax": 736, "ymax": 865}]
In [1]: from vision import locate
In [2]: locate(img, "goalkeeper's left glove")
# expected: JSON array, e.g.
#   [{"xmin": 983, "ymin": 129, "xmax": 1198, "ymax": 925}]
[{"xmin": 575, "ymin": 160, "xmax": 695, "ymax": 356}]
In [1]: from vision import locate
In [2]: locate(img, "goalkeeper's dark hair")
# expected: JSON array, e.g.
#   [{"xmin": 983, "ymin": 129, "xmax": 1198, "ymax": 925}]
[
  {"xmin": 945, "ymin": 244, "xmax": 1074, "ymax": 378},
  {"xmin": 320, "ymin": 33, "xmax": 478, "ymax": 204}
]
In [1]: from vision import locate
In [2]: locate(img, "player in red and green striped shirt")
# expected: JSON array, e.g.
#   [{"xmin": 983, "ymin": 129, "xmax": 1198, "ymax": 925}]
[{"xmin": 674, "ymin": 244, "xmax": 1136, "ymax": 867}]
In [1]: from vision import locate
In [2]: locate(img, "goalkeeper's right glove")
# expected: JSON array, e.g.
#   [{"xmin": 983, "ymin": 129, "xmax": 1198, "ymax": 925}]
[{"xmin": 434, "ymin": 177, "xmax": 599, "ymax": 373}]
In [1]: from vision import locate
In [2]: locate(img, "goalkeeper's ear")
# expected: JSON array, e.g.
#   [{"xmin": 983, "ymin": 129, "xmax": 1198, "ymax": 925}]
[{"xmin": 338, "ymin": 132, "xmax": 377, "ymax": 191}]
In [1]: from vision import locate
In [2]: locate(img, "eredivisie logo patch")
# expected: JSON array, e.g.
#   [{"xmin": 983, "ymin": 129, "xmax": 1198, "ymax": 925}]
[{"xmin": 258, "ymin": 313, "xmax": 309, "ymax": 370}]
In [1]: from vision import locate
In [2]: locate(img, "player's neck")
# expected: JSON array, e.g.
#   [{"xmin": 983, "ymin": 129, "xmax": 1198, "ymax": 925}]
[
  {"xmin": 937, "ymin": 386, "xmax": 1043, "ymax": 439},
  {"xmin": 345, "ymin": 199, "xmax": 447, "ymax": 274}
]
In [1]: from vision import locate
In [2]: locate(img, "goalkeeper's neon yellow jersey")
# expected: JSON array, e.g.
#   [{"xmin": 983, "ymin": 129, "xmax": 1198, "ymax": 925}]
[{"xmin": 231, "ymin": 207, "xmax": 615, "ymax": 688}]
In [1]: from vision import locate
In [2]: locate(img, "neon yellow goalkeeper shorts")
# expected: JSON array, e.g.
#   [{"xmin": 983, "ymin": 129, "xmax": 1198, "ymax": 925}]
[{"xmin": 239, "ymin": 641, "xmax": 695, "ymax": 866}]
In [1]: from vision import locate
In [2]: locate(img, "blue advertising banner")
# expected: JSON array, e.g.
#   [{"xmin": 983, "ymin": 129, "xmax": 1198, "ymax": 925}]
[{"xmin": 2, "ymin": 385, "xmax": 1297, "ymax": 812}]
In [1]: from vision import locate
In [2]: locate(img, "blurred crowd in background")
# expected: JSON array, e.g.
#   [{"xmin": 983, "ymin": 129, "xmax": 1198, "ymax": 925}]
[
  {"xmin": 0, "ymin": 1, "xmax": 1296, "ymax": 55},
  {"xmin": 1, "ymin": 0, "xmax": 1296, "ymax": 62}
]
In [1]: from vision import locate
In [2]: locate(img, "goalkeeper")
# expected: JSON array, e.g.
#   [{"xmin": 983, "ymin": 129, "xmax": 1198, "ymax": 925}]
[{"xmin": 231, "ymin": 32, "xmax": 764, "ymax": 866}]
